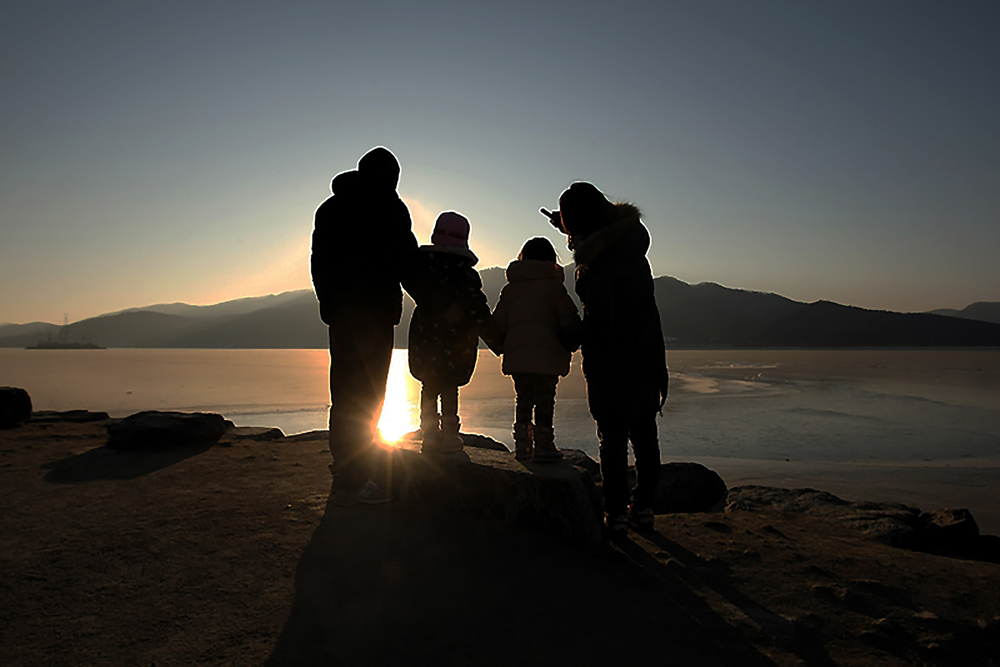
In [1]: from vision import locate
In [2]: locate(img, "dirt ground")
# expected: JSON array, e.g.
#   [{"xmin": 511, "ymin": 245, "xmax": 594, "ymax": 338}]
[{"xmin": 1, "ymin": 418, "xmax": 998, "ymax": 666}]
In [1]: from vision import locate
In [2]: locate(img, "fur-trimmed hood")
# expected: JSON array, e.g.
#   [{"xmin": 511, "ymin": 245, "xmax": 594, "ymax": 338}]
[{"xmin": 572, "ymin": 203, "xmax": 647, "ymax": 269}]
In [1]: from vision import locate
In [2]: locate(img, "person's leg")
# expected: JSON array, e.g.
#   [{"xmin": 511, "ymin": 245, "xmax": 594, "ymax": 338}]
[
  {"xmin": 328, "ymin": 321, "xmax": 393, "ymax": 489},
  {"xmin": 626, "ymin": 408, "xmax": 660, "ymax": 530},
  {"xmin": 532, "ymin": 375, "xmax": 562, "ymax": 462},
  {"xmin": 534, "ymin": 375, "xmax": 557, "ymax": 429},
  {"xmin": 438, "ymin": 386, "xmax": 463, "ymax": 453},
  {"xmin": 419, "ymin": 382, "xmax": 440, "ymax": 444},
  {"xmin": 511, "ymin": 374, "xmax": 534, "ymax": 459},
  {"xmin": 588, "ymin": 376, "xmax": 629, "ymax": 519}
]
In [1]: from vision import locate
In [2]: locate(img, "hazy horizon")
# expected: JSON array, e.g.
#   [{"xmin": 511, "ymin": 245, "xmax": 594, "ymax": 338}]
[
  {"xmin": 2, "ymin": 271, "xmax": 995, "ymax": 329},
  {"xmin": 3, "ymin": 2, "xmax": 998, "ymax": 324}
]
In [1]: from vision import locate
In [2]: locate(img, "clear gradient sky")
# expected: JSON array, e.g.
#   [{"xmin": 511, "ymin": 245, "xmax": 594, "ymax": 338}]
[{"xmin": 2, "ymin": 1, "xmax": 998, "ymax": 325}]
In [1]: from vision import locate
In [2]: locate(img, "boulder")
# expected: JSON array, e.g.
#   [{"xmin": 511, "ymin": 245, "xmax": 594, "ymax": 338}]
[
  {"xmin": 397, "ymin": 430, "xmax": 511, "ymax": 452},
  {"xmin": 911, "ymin": 508, "xmax": 980, "ymax": 555},
  {"xmin": 285, "ymin": 429, "xmax": 329, "ymax": 443},
  {"xmin": 224, "ymin": 426, "xmax": 286, "ymax": 441},
  {"xmin": 106, "ymin": 411, "xmax": 228, "ymax": 451},
  {"xmin": 384, "ymin": 444, "xmax": 604, "ymax": 546},
  {"xmin": 0, "ymin": 387, "xmax": 32, "ymax": 428},
  {"xmin": 652, "ymin": 462, "xmax": 729, "ymax": 513},
  {"xmin": 457, "ymin": 432, "xmax": 510, "ymax": 452},
  {"xmin": 620, "ymin": 461, "xmax": 728, "ymax": 513},
  {"xmin": 726, "ymin": 485, "xmax": 923, "ymax": 547}
]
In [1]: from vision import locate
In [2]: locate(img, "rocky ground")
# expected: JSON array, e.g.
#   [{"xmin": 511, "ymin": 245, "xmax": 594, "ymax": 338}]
[{"xmin": 1, "ymin": 414, "xmax": 998, "ymax": 666}]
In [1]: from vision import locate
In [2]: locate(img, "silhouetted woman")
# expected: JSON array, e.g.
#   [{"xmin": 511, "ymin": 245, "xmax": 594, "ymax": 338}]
[{"xmin": 544, "ymin": 182, "xmax": 668, "ymax": 538}]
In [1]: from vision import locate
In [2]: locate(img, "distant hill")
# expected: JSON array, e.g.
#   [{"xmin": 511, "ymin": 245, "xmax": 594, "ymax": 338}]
[
  {"xmin": 3, "ymin": 277, "xmax": 998, "ymax": 349},
  {"xmin": 928, "ymin": 302, "xmax": 1000, "ymax": 326},
  {"xmin": 654, "ymin": 277, "xmax": 802, "ymax": 346},
  {"xmin": 104, "ymin": 291, "xmax": 309, "ymax": 319},
  {"xmin": 654, "ymin": 280, "xmax": 1000, "ymax": 347}
]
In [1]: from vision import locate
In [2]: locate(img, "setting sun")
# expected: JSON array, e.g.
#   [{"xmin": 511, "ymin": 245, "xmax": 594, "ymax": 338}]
[{"xmin": 376, "ymin": 350, "xmax": 420, "ymax": 442}]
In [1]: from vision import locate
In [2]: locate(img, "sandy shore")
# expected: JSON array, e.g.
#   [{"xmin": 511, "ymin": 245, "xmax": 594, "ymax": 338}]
[{"xmin": 2, "ymin": 417, "xmax": 998, "ymax": 666}]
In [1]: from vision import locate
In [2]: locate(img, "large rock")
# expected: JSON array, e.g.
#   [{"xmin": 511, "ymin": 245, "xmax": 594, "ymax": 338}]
[
  {"xmin": 384, "ymin": 443, "xmax": 604, "ymax": 546},
  {"xmin": 726, "ymin": 486, "xmax": 923, "ymax": 547},
  {"xmin": 0, "ymin": 387, "xmax": 32, "ymax": 428},
  {"xmin": 224, "ymin": 426, "xmax": 286, "ymax": 441},
  {"xmin": 653, "ymin": 462, "xmax": 729, "ymax": 513},
  {"xmin": 621, "ymin": 461, "xmax": 728, "ymax": 513},
  {"xmin": 397, "ymin": 431, "xmax": 511, "ymax": 452},
  {"xmin": 107, "ymin": 411, "xmax": 228, "ymax": 451},
  {"xmin": 725, "ymin": 486, "xmax": 999, "ymax": 561},
  {"xmin": 911, "ymin": 508, "xmax": 981, "ymax": 556}
]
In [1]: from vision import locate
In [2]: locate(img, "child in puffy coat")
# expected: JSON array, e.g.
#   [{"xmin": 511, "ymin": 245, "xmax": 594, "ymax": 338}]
[
  {"xmin": 491, "ymin": 237, "xmax": 582, "ymax": 462},
  {"xmin": 405, "ymin": 212, "xmax": 499, "ymax": 453}
]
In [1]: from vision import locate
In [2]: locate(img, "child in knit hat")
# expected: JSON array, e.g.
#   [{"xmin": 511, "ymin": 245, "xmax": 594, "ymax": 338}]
[
  {"xmin": 491, "ymin": 237, "xmax": 581, "ymax": 462},
  {"xmin": 404, "ymin": 211, "xmax": 500, "ymax": 453}
]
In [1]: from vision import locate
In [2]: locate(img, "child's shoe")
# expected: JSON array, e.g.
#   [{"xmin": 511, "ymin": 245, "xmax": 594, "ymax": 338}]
[
  {"xmin": 628, "ymin": 503, "xmax": 655, "ymax": 532},
  {"xmin": 531, "ymin": 426, "xmax": 563, "ymax": 463},
  {"xmin": 419, "ymin": 411, "xmax": 444, "ymax": 453},
  {"xmin": 434, "ymin": 416, "xmax": 464, "ymax": 454},
  {"xmin": 513, "ymin": 422, "xmax": 533, "ymax": 460}
]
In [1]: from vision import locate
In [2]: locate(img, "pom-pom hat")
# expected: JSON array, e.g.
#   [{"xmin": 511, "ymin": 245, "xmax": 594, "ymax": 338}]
[{"xmin": 431, "ymin": 211, "xmax": 470, "ymax": 249}]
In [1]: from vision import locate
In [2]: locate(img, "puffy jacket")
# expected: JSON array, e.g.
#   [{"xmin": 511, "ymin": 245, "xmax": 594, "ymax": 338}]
[
  {"xmin": 573, "ymin": 204, "xmax": 668, "ymax": 409},
  {"xmin": 311, "ymin": 166, "xmax": 417, "ymax": 328},
  {"xmin": 405, "ymin": 246, "xmax": 496, "ymax": 387},
  {"xmin": 492, "ymin": 259, "xmax": 581, "ymax": 377}
]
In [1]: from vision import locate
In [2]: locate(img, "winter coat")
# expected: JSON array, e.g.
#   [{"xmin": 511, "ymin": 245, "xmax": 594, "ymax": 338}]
[
  {"xmin": 572, "ymin": 203, "xmax": 668, "ymax": 410},
  {"xmin": 405, "ymin": 246, "xmax": 496, "ymax": 387},
  {"xmin": 492, "ymin": 259, "xmax": 581, "ymax": 377},
  {"xmin": 311, "ymin": 169, "xmax": 417, "ymax": 328}
]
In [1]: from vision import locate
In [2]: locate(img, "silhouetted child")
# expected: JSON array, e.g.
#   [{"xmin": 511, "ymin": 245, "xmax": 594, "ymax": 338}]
[
  {"xmin": 492, "ymin": 237, "xmax": 581, "ymax": 462},
  {"xmin": 405, "ymin": 212, "xmax": 498, "ymax": 453}
]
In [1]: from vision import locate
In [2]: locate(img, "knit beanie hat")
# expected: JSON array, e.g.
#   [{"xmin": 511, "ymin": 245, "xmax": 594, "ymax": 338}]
[{"xmin": 431, "ymin": 211, "xmax": 470, "ymax": 248}]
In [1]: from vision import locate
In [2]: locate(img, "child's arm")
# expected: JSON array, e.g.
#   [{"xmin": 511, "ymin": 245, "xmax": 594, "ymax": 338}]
[
  {"xmin": 466, "ymin": 271, "xmax": 504, "ymax": 355},
  {"xmin": 488, "ymin": 297, "xmax": 508, "ymax": 356}
]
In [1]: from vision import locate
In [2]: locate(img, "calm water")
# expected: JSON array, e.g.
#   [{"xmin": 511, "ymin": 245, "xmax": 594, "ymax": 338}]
[
  {"xmin": 6, "ymin": 347, "xmax": 1000, "ymax": 530},
  {"xmin": 3, "ymin": 348, "xmax": 998, "ymax": 465}
]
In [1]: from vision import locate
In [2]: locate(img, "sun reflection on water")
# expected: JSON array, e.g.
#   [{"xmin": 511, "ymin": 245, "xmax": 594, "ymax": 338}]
[{"xmin": 377, "ymin": 349, "xmax": 420, "ymax": 442}]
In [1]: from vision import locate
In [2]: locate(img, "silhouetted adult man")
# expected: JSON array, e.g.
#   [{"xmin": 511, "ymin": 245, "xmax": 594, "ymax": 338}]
[{"xmin": 311, "ymin": 147, "xmax": 417, "ymax": 502}]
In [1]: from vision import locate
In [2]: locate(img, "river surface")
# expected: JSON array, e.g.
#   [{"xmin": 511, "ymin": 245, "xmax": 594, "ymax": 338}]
[
  {"xmin": 4, "ymin": 347, "xmax": 999, "ymax": 529},
  {"xmin": 5, "ymin": 348, "xmax": 997, "ymax": 461}
]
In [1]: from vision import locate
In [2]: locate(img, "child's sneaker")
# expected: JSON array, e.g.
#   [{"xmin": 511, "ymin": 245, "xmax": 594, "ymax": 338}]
[
  {"xmin": 356, "ymin": 479, "xmax": 393, "ymax": 504},
  {"xmin": 605, "ymin": 514, "xmax": 628, "ymax": 540},
  {"xmin": 628, "ymin": 504, "xmax": 655, "ymax": 532}
]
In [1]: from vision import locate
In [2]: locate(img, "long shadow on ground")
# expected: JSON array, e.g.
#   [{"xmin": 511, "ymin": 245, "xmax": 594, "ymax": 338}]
[
  {"xmin": 267, "ymin": 488, "xmax": 775, "ymax": 666},
  {"xmin": 42, "ymin": 444, "xmax": 212, "ymax": 483}
]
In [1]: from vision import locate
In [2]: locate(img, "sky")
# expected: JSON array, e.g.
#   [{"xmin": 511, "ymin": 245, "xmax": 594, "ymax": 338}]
[{"xmin": 2, "ymin": 1, "xmax": 998, "ymax": 325}]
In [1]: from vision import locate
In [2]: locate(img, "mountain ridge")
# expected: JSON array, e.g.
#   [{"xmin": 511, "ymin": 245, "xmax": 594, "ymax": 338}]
[{"xmin": 2, "ymin": 276, "xmax": 998, "ymax": 349}]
